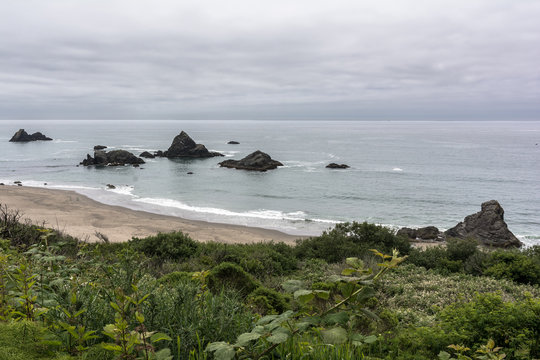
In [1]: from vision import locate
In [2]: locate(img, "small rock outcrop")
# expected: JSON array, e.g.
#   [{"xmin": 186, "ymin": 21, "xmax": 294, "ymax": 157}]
[
  {"xmin": 80, "ymin": 149, "xmax": 145, "ymax": 167},
  {"xmin": 228, "ymin": 141, "xmax": 240, "ymax": 145},
  {"xmin": 9, "ymin": 129, "xmax": 52, "ymax": 142},
  {"xmin": 94, "ymin": 145, "xmax": 107, "ymax": 150},
  {"xmin": 165, "ymin": 131, "xmax": 223, "ymax": 158},
  {"xmin": 445, "ymin": 200, "xmax": 522, "ymax": 247},
  {"xmin": 139, "ymin": 151, "xmax": 155, "ymax": 158},
  {"xmin": 219, "ymin": 150, "xmax": 283, "ymax": 171},
  {"xmin": 326, "ymin": 163, "xmax": 350, "ymax": 169},
  {"xmin": 397, "ymin": 226, "xmax": 443, "ymax": 241}
]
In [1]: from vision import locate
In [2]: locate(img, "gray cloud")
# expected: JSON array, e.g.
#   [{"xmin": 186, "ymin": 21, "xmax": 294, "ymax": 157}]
[{"xmin": 0, "ymin": 0, "xmax": 539, "ymax": 120}]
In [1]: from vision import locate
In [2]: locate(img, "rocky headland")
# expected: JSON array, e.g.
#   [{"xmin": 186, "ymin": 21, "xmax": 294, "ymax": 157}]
[
  {"xmin": 219, "ymin": 150, "xmax": 283, "ymax": 171},
  {"xmin": 397, "ymin": 200, "xmax": 522, "ymax": 247},
  {"xmin": 9, "ymin": 129, "xmax": 52, "ymax": 142}
]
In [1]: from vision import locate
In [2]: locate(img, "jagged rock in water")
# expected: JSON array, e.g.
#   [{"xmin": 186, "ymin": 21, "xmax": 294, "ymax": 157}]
[
  {"xmin": 94, "ymin": 145, "xmax": 107, "ymax": 150},
  {"xmin": 219, "ymin": 150, "xmax": 283, "ymax": 171},
  {"xmin": 326, "ymin": 163, "xmax": 350, "ymax": 169},
  {"xmin": 445, "ymin": 200, "xmax": 522, "ymax": 247},
  {"xmin": 397, "ymin": 226, "xmax": 443, "ymax": 241},
  {"xmin": 107, "ymin": 184, "xmax": 116, "ymax": 189},
  {"xmin": 139, "ymin": 151, "xmax": 155, "ymax": 158},
  {"xmin": 9, "ymin": 129, "xmax": 52, "ymax": 142},
  {"xmin": 80, "ymin": 149, "xmax": 145, "ymax": 166},
  {"xmin": 228, "ymin": 141, "xmax": 240, "ymax": 144},
  {"xmin": 165, "ymin": 131, "xmax": 223, "ymax": 158}
]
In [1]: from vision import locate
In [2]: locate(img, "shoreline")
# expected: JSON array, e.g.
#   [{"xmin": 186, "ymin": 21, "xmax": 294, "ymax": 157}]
[{"xmin": 0, "ymin": 185, "xmax": 305, "ymax": 244}]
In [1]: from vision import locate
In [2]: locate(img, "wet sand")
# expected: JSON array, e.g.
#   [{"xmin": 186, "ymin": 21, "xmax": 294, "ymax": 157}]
[{"xmin": 0, "ymin": 185, "xmax": 303, "ymax": 244}]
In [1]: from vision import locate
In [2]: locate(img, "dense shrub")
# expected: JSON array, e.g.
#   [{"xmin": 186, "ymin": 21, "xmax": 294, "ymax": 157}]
[
  {"xmin": 483, "ymin": 250, "xmax": 540, "ymax": 285},
  {"xmin": 294, "ymin": 222, "xmax": 411, "ymax": 263},
  {"xmin": 207, "ymin": 262, "xmax": 260, "ymax": 296},
  {"xmin": 129, "ymin": 231, "xmax": 199, "ymax": 260},
  {"xmin": 197, "ymin": 241, "xmax": 298, "ymax": 277},
  {"xmin": 247, "ymin": 286, "xmax": 290, "ymax": 314},
  {"xmin": 440, "ymin": 293, "xmax": 540, "ymax": 358}
]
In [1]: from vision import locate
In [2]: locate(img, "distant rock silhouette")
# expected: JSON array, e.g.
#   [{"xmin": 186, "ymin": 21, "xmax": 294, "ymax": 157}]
[
  {"xmin": 9, "ymin": 129, "xmax": 52, "ymax": 142},
  {"xmin": 326, "ymin": 163, "xmax": 349, "ymax": 169},
  {"xmin": 228, "ymin": 141, "xmax": 240, "ymax": 145},
  {"xmin": 93, "ymin": 145, "xmax": 107, "ymax": 150},
  {"xmin": 139, "ymin": 151, "xmax": 155, "ymax": 158},
  {"xmin": 219, "ymin": 150, "xmax": 283, "ymax": 171}
]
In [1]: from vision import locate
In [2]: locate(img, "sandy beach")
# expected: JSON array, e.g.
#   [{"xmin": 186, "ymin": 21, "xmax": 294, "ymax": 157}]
[{"xmin": 0, "ymin": 185, "xmax": 303, "ymax": 244}]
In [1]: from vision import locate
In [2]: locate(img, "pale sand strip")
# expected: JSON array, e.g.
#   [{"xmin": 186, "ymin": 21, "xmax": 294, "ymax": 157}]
[{"xmin": 0, "ymin": 186, "xmax": 303, "ymax": 244}]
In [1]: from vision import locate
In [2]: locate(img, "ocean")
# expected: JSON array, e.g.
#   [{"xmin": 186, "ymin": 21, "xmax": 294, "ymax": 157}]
[{"xmin": 0, "ymin": 120, "xmax": 538, "ymax": 246}]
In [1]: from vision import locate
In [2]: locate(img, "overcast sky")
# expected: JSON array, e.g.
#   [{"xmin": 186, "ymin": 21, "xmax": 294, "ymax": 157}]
[{"xmin": 0, "ymin": 0, "xmax": 539, "ymax": 120}]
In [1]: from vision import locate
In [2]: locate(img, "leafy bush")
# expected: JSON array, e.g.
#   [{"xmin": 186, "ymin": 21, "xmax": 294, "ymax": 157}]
[
  {"xmin": 483, "ymin": 250, "xmax": 540, "ymax": 285},
  {"xmin": 197, "ymin": 241, "xmax": 298, "ymax": 277},
  {"xmin": 207, "ymin": 262, "xmax": 260, "ymax": 296},
  {"xmin": 129, "ymin": 231, "xmax": 199, "ymax": 260},
  {"xmin": 294, "ymin": 222, "xmax": 411, "ymax": 263},
  {"xmin": 247, "ymin": 286, "xmax": 290, "ymax": 315},
  {"xmin": 440, "ymin": 293, "xmax": 540, "ymax": 358}
]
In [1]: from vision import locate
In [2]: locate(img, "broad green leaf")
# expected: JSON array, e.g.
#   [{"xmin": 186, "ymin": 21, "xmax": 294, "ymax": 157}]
[
  {"xmin": 102, "ymin": 343, "xmax": 122, "ymax": 351},
  {"xmin": 314, "ymin": 290, "xmax": 330, "ymax": 300},
  {"xmin": 154, "ymin": 348, "xmax": 173, "ymax": 360},
  {"xmin": 438, "ymin": 351, "xmax": 452, "ymax": 360},
  {"xmin": 294, "ymin": 289, "xmax": 315, "ymax": 304},
  {"xmin": 341, "ymin": 268, "xmax": 356, "ymax": 276},
  {"xmin": 256, "ymin": 314, "xmax": 278, "ymax": 325},
  {"xmin": 321, "ymin": 327, "xmax": 347, "ymax": 345},
  {"xmin": 135, "ymin": 311, "xmax": 145, "ymax": 324},
  {"xmin": 323, "ymin": 311, "xmax": 349, "ymax": 326},
  {"xmin": 281, "ymin": 279, "xmax": 304, "ymax": 293},
  {"xmin": 346, "ymin": 257, "xmax": 364, "ymax": 269},
  {"xmin": 364, "ymin": 335, "xmax": 377, "ymax": 344},
  {"xmin": 206, "ymin": 342, "xmax": 236, "ymax": 360},
  {"xmin": 267, "ymin": 328, "xmax": 290, "ymax": 344},
  {"xmin": 360, "ymin": 308, "xmax": 380, "ymax": 322},
  {"xmin": 150, "ymin": 332, "xmax": 172, "ymax": 343},
  {"xmin": 236, "ymin": 332, "xmax": 261, "ymax": 346}
]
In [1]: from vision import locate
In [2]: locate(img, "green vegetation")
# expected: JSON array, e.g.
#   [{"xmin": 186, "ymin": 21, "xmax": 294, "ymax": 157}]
[{"xmin": 0, "ymin": 206, "xmax": 539, "ymax": 359}]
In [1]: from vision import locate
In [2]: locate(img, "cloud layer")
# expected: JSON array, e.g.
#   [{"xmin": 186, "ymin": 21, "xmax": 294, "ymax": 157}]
[{"xmin": 1, "ymin": 0, "xmax": 539, "ymax": 120}]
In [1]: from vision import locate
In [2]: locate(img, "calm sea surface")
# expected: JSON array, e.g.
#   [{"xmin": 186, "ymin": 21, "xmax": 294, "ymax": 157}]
[{"xmin": 0, "ymin": 120, "xmax": 538, "ymax": 246}]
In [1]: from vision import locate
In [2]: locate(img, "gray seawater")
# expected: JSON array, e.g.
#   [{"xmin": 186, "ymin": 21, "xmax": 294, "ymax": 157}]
[{"xmin": 0, "ymin": 120, "xmax": 538, "ymax": 246}]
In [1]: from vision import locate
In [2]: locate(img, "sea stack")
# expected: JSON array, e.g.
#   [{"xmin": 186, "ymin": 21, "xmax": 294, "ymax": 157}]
[
  {"xmin": 164, "ymin": 131, "xmax": 223, "ymax": 158},
  {"xmin": 445, "ymin": 200, "xmax": 522, "ymax": 247},
  {"xmin": 80, "ymin": 149, "xmax": 145, "ymax": 166},
  {"xmin": 219, "ymin": 150, "xmax": 283, "ymax": 171},
  {"xmin": 9, "ymin": 129, "xmax": 52, "ymax": 142}
]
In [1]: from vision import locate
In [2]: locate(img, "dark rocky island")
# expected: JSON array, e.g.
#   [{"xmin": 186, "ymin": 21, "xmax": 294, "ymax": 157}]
[
  {"xmin": 163, "ymin": 131, "xmax": 223, "ymax": 158},
  {"xmin": 397, "ymin": 200, "xmax": 522, "ymax": 247},
  {"xmin": 445, "ymin": 200, "xmax": 522, "ymax": 248},
  {"xmin": 228, "ymin": 141, "xmax": 240, "ymax": 145},
  {"xmin": 326, "ymin": 163, "xmax": 350, "ymax": 169},
  {"xmin": 219, "ymin": 150, "xmax": 283, "ymax": 171},
  {"xmin": 80, "ymin": 149, "xmax": 145, "ymax": 167},
  {"xmin": 9, "ymin": 129, "xmax": 52, "ymax": 142},
  {"xmin": 139, "ymin": 151, "xmax": 155, "ymax": 158}
]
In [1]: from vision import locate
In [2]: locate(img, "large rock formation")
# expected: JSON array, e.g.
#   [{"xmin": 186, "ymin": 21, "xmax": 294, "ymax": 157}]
[
  {"xmin": 445, "ymin": 200, "xmax": 522, "ymax": 247},
  {"xmin": 397, "ymin": 226, "xmax": 443, "ymax": 241},
  {"xmin": 9, "ymin": 129, "xmax": 52, "ymax": 142},
  {"xmin": 80, "ymin": 149, "xmax": 145, "ymax": 166},
  {"xmin": 165, "ymin": 131, "xmax": 223, "ymax": 158},
  {"xmin": 219, "ymin": 150, "xmax": 283, "ymax": 171}
]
